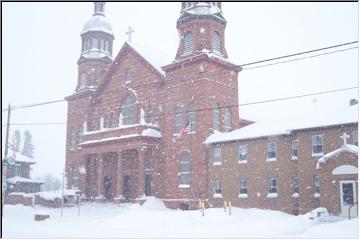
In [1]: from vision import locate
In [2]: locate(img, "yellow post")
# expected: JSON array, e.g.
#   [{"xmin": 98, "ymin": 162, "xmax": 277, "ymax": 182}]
[
  {"xmin": 201, "ymin": 201, "xmax": 205, "ymax": 209},
  {"xmin": 224, "ymin": 200, "xmax": 227, "ymax": 212},
  {"xmin": 199, "ymin": 200, "xmax": 202, "ymax": 210}
]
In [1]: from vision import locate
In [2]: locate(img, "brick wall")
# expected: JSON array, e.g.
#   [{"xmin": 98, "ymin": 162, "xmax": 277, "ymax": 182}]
[{"xmin": 207, "ymin": 124, "xmax": 357, "ymax": 214}]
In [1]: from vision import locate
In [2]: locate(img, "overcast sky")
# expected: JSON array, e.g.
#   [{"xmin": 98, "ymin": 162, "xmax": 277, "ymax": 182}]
[{"xmin": 2, "ymin": 2, "xmax": 358, "ymax": 178}]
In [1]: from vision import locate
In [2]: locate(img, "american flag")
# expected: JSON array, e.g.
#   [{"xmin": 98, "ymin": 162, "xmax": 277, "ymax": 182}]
[{"xmin": 177, "ymin": 121, "xmax": 190, "ymax": 140}]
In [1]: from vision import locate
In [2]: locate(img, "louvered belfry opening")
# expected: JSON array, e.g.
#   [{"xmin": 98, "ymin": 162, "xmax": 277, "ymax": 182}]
[
  {"xmin": 183, "ymin": 31, "xmax": 193, "ymax": 55},
  {"xmin": 212, "ymin": 31, "xmax": 221, "ymax": 55}
]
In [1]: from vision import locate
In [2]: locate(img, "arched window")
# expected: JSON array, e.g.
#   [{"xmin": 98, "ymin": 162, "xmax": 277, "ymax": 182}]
[
  {"xmin": 213, "ymin": 103, "xmax": 221, "ymax": 131},
  {"xmin": 183, "ymin": 31, "xmax": 193, "ymax": 55},
  {"xmin": 124, "ymin": 68, "xmax": 132, "ymax": 83},
  {"xmin": 224, "ymin": 107, "xmax": 232, "ymax": 132},
  {"xmin": 120, "ymin": 96, "xmax": 136, "ymax": 125},
  {"xmin": 212, "ymin": 31, "xmax": 221, "ymax": 55},
  {"xmin": 188, "ymin": 104, "xmax": 196, "ymax": 132},
  {"xmin": 79, "ymin": 72, "xmax": 87, "ymax": 89},
  {"xmin": 174, "ymin": 105, "xmax": 183, "ymax": 133},
  {"xmin": 179, "ymin": 153, "xmax": 191, "ymax": 185}
]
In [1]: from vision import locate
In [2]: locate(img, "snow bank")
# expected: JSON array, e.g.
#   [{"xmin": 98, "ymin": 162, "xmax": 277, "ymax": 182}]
[
  {"xmin": 35, "ymin": 190, "xmax": 78, "ymax": 201},
  {"xmin": 141, "ymin": 197, "xmax": 168, "ymax": 211}
]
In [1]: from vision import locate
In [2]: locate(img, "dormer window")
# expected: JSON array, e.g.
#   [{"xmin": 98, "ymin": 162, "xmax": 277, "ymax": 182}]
[
  {"xmin": 183, "ymin": 31, "xmax": 193, "ymax": 55},
  {"xmin": 212, "ymin": 31, "xmax": 221, "ymax": 55}
]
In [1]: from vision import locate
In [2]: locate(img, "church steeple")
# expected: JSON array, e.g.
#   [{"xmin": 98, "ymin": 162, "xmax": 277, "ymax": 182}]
[
  {"xmin": 79, "ymin": 2, "xmax": 114, "ymax": 64},
  {"xmin": 75, "ymin": 2, "xmax": 115, "ymax": 92},
  {"xmin": 175, "ymin": 2, "xmax": 227, "ymax": 60}
]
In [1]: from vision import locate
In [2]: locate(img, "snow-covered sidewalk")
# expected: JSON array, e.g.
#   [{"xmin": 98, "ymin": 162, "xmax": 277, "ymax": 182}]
[{"xmin": 2, "ymin": 197, "xmax": 358, "ymax": 238}]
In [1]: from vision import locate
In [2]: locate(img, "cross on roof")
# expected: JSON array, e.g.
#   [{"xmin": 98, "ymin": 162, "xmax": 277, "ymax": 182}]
[
  {"xmin": 340, "ymin": 132, "xmax": 350, "ymax": 145},
  {"xmin": 126, "ymin": 26, "xmax": 134, "ymax": 42},
  {"xmin": 312, "ymin": 98, "xmax": 318, "ymax": 106}
]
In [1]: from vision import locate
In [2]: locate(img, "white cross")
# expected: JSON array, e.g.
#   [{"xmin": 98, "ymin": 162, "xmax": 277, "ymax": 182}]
[
  {"xmin": 312, "ymin": 98, "xmax": 318, "ymax": 106},
  {"xmin": 340, "ymin": 132, "xmax": 350, "ymax": 145},
  {"xmin": 126, "ymin": 26, "xmax": 134, "ymax": 42}
]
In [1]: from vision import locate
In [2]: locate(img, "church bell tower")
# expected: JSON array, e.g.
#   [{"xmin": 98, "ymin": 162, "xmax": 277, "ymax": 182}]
[
  {"xmin": 175, "ymin": 2, "xmax": 228, "ymax": 60},
  {"xmin": 75, "ymin": 2, "xmax": 114, "ymax": 92}
]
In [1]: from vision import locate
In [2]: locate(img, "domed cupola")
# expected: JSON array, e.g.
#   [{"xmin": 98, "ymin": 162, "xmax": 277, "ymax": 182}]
[
  {"xmin": 175, "ymin": 2, "xmax": 228, "ymax": 60},
  {"xmin": 78, "ymin": 2, "xmax": 114, "ymax": 64},
  {"xmin": 178, "ymin": 2, "xmax": 226, "ymax": 26}
]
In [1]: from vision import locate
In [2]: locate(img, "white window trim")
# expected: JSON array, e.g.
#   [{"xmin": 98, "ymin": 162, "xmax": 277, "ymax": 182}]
[
  {"xmin": 312, "ymin": 135, "xmax": 324, "ymax": 156},
  {"xmin": 213, "ymin": 162, "xmax": 222, "ymax": 166},
  {"xmin": 266, "ymin": 158, "xmax": 277, "ymax": 162},
  {"xmin": 314, "ymin": 193, "xmax": 320, "ymax": 198},
  {"xmin": 291, "ymin": 156, "xmax": 298, "ymax": 160},
  {"xmin": 238, "ymin": 193, "xmax": 248, "ymax": 199},
  {"xmin": 238, "ymin": 159, "xmax": 248, "ymax": 164},
  {"xmin": 178, "ymin": 184, "xmax": 190, "ymax": 189},
  {"xmin": 213, "ymin": 193, "xmax": 223, "ymax": 198},
  {"xmin": 292, "ymin": 192, "xmax": 299, "ymax": 198},
  {"xmin": 267, "ymin": 193, "xmax": 278, "ymax": 198}
]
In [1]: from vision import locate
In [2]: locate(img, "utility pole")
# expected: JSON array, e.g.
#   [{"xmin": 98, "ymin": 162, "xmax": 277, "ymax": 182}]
[
  {"xmin": 2, "ymin": 103, "xmax": 12, "ymax": 217},
  {"xmin": 60, "ymin": 170, "xmax": 66, "ymax": 217}
]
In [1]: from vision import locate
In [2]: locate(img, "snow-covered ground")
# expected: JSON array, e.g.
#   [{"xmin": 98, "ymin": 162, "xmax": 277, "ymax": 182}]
[{"xmin": 2, "ymin": 197, "xmax": 358, "ymax": 238}]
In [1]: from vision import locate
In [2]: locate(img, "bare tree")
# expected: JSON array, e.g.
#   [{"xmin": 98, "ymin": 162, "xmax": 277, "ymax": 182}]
[{"xmin": 41, "ymin": 174, "xmax": 62, "ymax": 191}]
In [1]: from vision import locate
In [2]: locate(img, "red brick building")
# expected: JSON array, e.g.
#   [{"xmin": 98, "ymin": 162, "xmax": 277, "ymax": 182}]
[
  {"xmin": 65, "ymin": 2, "xmax": 240, "ymax": 209},
  {"xmin": 205, "ymin": 106, "xmax": 358, "ymax": 216},
  {"xmin": 65, "ymin": 2, "xmax": 358, "ymax": 215}
]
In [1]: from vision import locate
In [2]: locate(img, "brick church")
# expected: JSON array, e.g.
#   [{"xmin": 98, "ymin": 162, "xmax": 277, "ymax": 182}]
[{"xmin": 65, "ymin": 2, "xmax": 358, "ymax": 215}]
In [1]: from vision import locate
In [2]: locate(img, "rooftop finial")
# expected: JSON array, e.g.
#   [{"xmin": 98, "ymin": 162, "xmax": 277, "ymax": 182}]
[{"xmin": 94, "ymin": 2, "xmax": 106, "ymax": 16}]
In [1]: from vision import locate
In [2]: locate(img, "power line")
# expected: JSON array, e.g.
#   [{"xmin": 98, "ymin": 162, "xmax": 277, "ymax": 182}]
[
  {"xmin": 240, "ymin": 41, "xmax": 358, "ymax": 67},
  {"xmin": 2, "ymin": 41, "xmax": 357, "ymax": 113},
  {"xmin": 3, "ymin": 86, "xmax": 357, "ymax": 127},
  {"xmin": 243, "ymin": 46, "xmax": 358, "ymax": 71}
]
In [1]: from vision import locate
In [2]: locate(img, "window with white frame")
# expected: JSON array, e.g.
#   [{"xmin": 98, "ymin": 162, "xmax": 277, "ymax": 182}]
[
  {"xmin": 268, "ymin": 177, "xmax": 277, "ymax": 194},
  {"xmin": 291, "ymin": 139, "xmax": 299, "ymax": 159},
  {"xmin": 224, "ymin": 107, "xmax": 232, "ymax": 132},
  {"xmin": 183, "ymin": 31, "xmax": 193, "ymax": 55},
  {"xmin": 214, "ymin": 179, "xmax": 222, "ymax": 194},
  {"xmin": 120, "ymin": 96, "xmax": 136, "ymax": 125},
  {"xmin": 353, "ymin": 131, "xmax": 358, "ymax": 146},
  {"xmin": 312, "ymin": 135, "xmax": 323, "ymax": 155},
  {"xmin": 239, "ymin": 179, "xmax": 248, "ymax": 194},
  {"xmin": 174, "ymin": 105, "xmax": 183, "ymax": 134},
  {"xmin": 292, "ymin": 176, "xmax": 299, "ymax": 194},
  {"xmin": 239, "ymin": 144, "xmax": 247, "ymax": 163},
  {"xmin": 213, "ymin": 103, "xmax": 221, "ymax": 131},
  {"xmin": 179, "ymin": 153, "xmax": 191, "ymax": 186},
  {"xmin": 267, "ymin": 142, "xmax": 276, "ymax": 160},
  {"xmin": 213, "ymin": 145, "xmax": 222, "ymax": 165},
  {"xmin": 314, "ymin": 175, "xmax": 320, "ymax": 196},
  {"xmin": 212, "ymin": 31, "xmax": 221, "ymax": 55},
  {"xmin": 188, "ymin": 104, "xmax": 196, "ymax": 132}
]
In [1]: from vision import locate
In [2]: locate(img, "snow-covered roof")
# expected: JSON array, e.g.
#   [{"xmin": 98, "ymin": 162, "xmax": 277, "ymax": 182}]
[
  {"xmin": 127, "ymin": 42, "xmax": 174, "ymax": 75},
  {"xmin": 205, "ymin": 101, "xmax": 358, "ymax": 144},
  {"xmin": 182, "ymin": 3, "xmax": 223, "ymax": 16},
  {"xmin": 142, "ymin": 128, "xmax": 161, "ymax": 138},
  {"xmin": 15, "ymin": 153, "xmax": 36, "ymax": 164},
  {"xmin": 35, "ymin": 190, "xmax": 79, "ymax": 201},
  {"xmin": 79, "ymin": 134, "xmax": 141, "ymax": 146},
  {"xmin": 6, "ymin": 176, "xmax": 44, "ymax": 184},
  {"xmin": 317, "ymin": 144, "xmax": 358, "ymax": 169},
  {"xmin": 81, "ymin": 51, "xmax": 111, "ymax": 59},
  {"xmin": 81, "ymin": 15, "xmax": 113, "ymax": 35}
]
